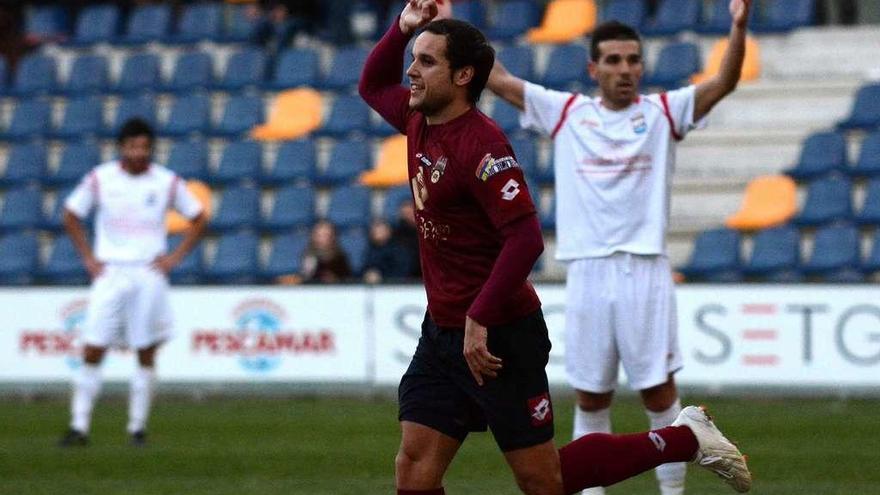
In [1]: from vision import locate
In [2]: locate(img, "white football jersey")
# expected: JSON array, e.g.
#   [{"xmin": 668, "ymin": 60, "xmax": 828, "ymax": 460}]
[
  {"xmin": 521, "ymin": 82, "xmax": 704, "ymax": 260},
  {"xmin": 65, "ymin": 161, "xmax": 203, "ymax": 263}
]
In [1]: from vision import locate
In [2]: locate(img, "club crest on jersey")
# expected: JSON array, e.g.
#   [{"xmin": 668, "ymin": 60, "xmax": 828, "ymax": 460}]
[
  {"xmin": 415, "ymin": 152, "xmax": 433, "ymax": 168},
  {"xmin": 475, "ymin": 154, "xmax": 519, "ymax": 182},
  {"xmin": 430, "ymin": 156, "xmax": 447, "ymax": 183},
  {"xmin": 631, "ymin": 112, "xmax": 647, "ymax": 134}
]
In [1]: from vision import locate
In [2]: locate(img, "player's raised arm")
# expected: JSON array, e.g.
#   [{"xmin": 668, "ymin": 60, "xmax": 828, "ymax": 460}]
[
  {"xmin": 487, "ymin": 59, "xmax": 526, "ymax": 111},
  {"xmin": 693, "ymin": 0, "xmax": 751, "ymax": 121}
]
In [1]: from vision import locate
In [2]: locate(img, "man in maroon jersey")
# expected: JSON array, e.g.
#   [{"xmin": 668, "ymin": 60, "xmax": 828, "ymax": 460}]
[{"xmin": 359, "ymin": 1, "xmax": 752, "ymax": 494}]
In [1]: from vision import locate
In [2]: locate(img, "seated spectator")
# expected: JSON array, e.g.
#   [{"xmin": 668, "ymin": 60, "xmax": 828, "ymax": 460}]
[
  {"xmin": 391, "ymin": 201, "xmax": 421, "ymax": 280},
  {"xmin": 300, "ymin": 220, "xmax": 351, "ymax": 284},
  {"xmin": 363, "ymin": 219, "xmax": 417, "ymax": 284}
]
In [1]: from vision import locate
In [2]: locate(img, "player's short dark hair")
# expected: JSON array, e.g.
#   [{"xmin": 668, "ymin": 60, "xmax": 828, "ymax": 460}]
[
  {"xmin": 590, "ymin": 21, "xmax": 641, "ymax": 62},
  {"xmin": 423, "ymin": 18, "xmax": 495, "ymax": 103},
  {"xmin": 118, "ymin": 117, "xmax": 154, "ymax": 144}
]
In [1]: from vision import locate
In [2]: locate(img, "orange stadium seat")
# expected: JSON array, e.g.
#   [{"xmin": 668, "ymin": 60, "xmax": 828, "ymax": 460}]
[
  {"xmin": 725, "ymin": 175, "xmax": 796, "ymax": 231},
  {"xmin": 692, "ymin": 36, "xmax": 761, "ymax": 85},
  {"xmin": 251, "ymin": 88, "xmax": 322, "ymax": 141},
  {"xmin": 360, "ymin": 134, "xmax": 409, "ymax": 188},
  {"xmin": 167, "ymin": 180, "xmax": 213, "ymax": 234},
  {"xmin": 526, "ymin": 0, "xmax": 596, "ymax": 44}
]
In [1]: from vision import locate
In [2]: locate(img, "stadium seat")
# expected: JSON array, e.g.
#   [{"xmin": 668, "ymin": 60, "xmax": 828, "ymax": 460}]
[
  {"xmin": 692, "ymin": 36, "xmax": 761, "ymax": 84},
  {"xmin": 849, "ymin": 132, "xmax": 880, "ymax": 178},
  {"xmin": 3, "ymin": 98, "xmax": 52, "ymax": 141},
  {"xmin": 261, "ymin": 231, "xmax": 310, "ymax": 281},
  {"xmin": 360, "ymin": 135, "xmax": 408, "ymax": 188},
  {"xmin": 836, "ymin": 83, "xmax": 880, "ymax": 131},
  {"xmin": 508, "ymin": 136, "xmax": 540, "ymax": 180},
  {"xmin": 210, "ymin": 141, "xmax": 262, "ymax": 185},
  {"xmin": 252, "ymin": 88, "xmax": 322, "ymax": 141},
  {"xmin": 535, "ymin": 150, "xmax": 555, "ymax": 185},
  {"xmin": 112, "ymin": 53, "xmax": 160, "ymax": 94},
  {"xmin": 784, "ymin": 131, "xmax": 848, "ymax": 180},
  {"xmin": 260, "ymin": 139, "xmax": 317, "ymax": 186},
  {"xmin": 644, "ymin": 42, "xmax": 701, "ymax": 89},
  {"xmin": 166, "ymin": 180, "xmax": 212, "ymax": 234},
  {"xmin": 0, "ymin": 187, "xmax": 43, "ymax": 233},
  {"xmin": 42, "ymin": 236, "xmax": 90, "ymax": 285},
  {"xmin": 491, "ymin": 100, "xmax": 523, "ymax": 135},
  {"xmin": 0, "ymin": 231, "xmax": 39, "ymax": 285},
  {"xmin": 321, "ymin": 46, "xmax": 368, "ymax": 90},
  {"xmin": 497, "ymin": 46, "xmax": 535, "ymax": 81},
  {"xmin": 339, "ymin": 228, "xmax": 369, "ymax": 276},
  {"xmin": 855, "ymin": 178, "xmax": 880, "ymax": 226},
  {"xmin": 103, "ymin": 94, "xmax": 156, "ymax": 137},
  {"xmin": 117, "ymin": 3, "xmax": 171, "ymax": 45},
  {"xmin": 204, "ymin": 231, "xmax": 259, "ymax": 284},
  {"xmin": 213, "ymin": 48, "xmax": 267, "ymax": 91},
  {"xmin": 46, "ymin": 143, "xmax": 100, "ymax": 187},
  {"xmin": 24, "ymin": 4, "xmax": 69, "ymax": 44},
  {"xmin": 326, "ymin": 185, "xmax": 371, "ymax": 229},
  {"xmin": 371, "ymin": 112, "xmax": 399, "ymax": 137},
  {"xmin": 9, "ymin": 54, "xmax": 56, "ymax": 96},
  {"xmin": 50, "ymin": 96, "xmax": 103, "ymax": 140},
  {"xmin": 60, "ymin": 54, "xmax": 109, "ymax": 95},
  {"xmin": 319, "ymin": 94, "xmax": 371, "ymax": 137},
  {"xmin": 488, "ymin": 0, "xmax": 540, "ymax": 41},
  {"xmin": 160, "ymin": 94, "xmax": 211, "ymax": 137},
  {"xmin": 162, "ymin": 52, "xmax": 213, "ymax": 94},
  {"xmin": 66, "ymin": 4, "xmax": 119, "ymax": 46},
  {"xmin": 0, "ymin": 57, "xmax": 7, "ymax": 95},
  {"xmin": 451, "ymin": 1, "xmax": 487, "ymax": 28},
  {"xmin": 862, "ymin": 230, "xmax": 880, "ymax": 276},
  {"xmin": 42, "ymin": 187, "xmax": 74, "ymax": 232},
  {"xmin": 316, "ymin": 140, "xmax": 372, "ymax": 186},
  {"xmin": 725, "ymin": 175, "xmax": 797, "ymax": 231},
  {"xmin": 223, "ymin": 4, "xmax": 262, "ymax": 43},
  {"xmin": 212, "ymin": 95, "xmax": 263, "ymax": 137},
  {"xmin": 208, "ymin": 186, "xmax": 260, "ymax": 232},
  {"xmin": 601, "ymin": 0, "xmax": 647, "ymax": 28},
  {"xmin": 381, "ymin": 185, "xmax": 413, "ymax": 222},
  {"xmin": 792, "ymin": 175, "xmax": 853, "ymax": 227},
  {"xmin": 643, "ymin": 0, "xmax": 701, "ymax": 36},
  {"xmin": 539, "ymin": 44, "xmax": 590, "ymax": 91},
  {"xmin": 752, "ymin": 0, "xmax": 815, "ymax": 33},
  {"xmin": 697, "ymin": 0, "xmax": 735, "ymax": 34},
  {"xmin": 265, "ymin": 48, "xmax": 320, "ymax": 90},
  {"xmin": 678, "ymin": 227, "xmax": 742, "ymax": 282},
  {"xmin": 540, "ymin": 194, "xmax": 556, "ymax": 231},
  {"xmin": 167, "ymin": 234, "xmax": 204, "ymax": 285},
  {"xmin": 0, "ymin": 142, "xmax": 47, "ymax": 186},
  {"xmin": 167, "ymin": 2, "xmax": 222, "ymax": 44},
  {"xmin": 801, "ymin": 223, "xmax": 862, "ymax": 281},
  {"xmin": 261, "ymin": 185, "xmax": 316, "ymax": 233},
  {"xmin": 165, "ymin": 140, "xmax": 209, "ymax": 181},
  {"xmin": 742, "ymin": 224, "xmax": 802, "ymax": 282}
]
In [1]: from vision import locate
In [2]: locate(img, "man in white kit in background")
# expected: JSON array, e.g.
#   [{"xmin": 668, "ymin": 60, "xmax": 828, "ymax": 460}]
[
  {"xmin": 487, "ymin": 0, "xmax": 751, "ymax": 493},
  {"xmin": 59, "ymin": 118, "xmax": 207, "ymax": 447}
]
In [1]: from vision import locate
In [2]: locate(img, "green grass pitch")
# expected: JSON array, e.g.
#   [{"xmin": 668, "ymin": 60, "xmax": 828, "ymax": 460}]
[{"xmin": 1, "ymin": 395, "xmax": 878, "ymax": 494}]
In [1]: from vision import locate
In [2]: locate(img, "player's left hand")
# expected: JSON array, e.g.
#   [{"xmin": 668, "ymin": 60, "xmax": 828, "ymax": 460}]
[
  {"xmin": 151, "ymin": 253, "xmax": 181, "ymax": 275},
  {"xmin": 464, "ymin": 316, "xmax": 503, "ymax": 386},
  {"xmin": 730, "ymin": 0, "xmax": 751, "ymax": 29}
]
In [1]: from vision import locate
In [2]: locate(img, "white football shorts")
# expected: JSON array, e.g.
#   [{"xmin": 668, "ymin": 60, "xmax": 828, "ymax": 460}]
[
  {"xmin": 564, "ymin": 252, "xmax": 683, "ymax": 393},
  {"xmin": 82, "ymin": 264, "xmax": 173, "ymax": 350}
]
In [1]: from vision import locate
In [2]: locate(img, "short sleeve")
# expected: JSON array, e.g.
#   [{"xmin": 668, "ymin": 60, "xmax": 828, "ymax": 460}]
[
  {"xmin": 466, "ymin": 142, "xmax": 537, "ymax": 229},
  {"xmin": 64, "ymin": 172, "xmax": 97, "ymax": 219},
  {"xmin": 662, "ymin": 85, "xmax": 706, "ymax": 138},
  {"xmin": 171, "ymin": 177, "xmax": 203, "ymax": 219},
  {"xmin": 520, "ymin": 81, "xmax": 578, "ymax": 136}
]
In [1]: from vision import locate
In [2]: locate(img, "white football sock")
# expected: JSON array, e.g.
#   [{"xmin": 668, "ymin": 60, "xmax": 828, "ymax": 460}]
[
  {"xmin": 127, "ymin": 366, "xmax": 155, "ymax": 434},
  {"xmin": 574, "ymin": 406, "xmax": 611, "ymax": 495},
  {"xmin": 648, "ymin": 399, "xmax": 686, "ymax": 495},
  {"xmin": 71, "ymin": 364, "xmax": 102, "ymax": 433}
]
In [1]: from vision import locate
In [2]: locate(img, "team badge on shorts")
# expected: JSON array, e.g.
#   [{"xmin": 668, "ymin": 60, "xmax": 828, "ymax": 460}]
[
  {"xmin": 527, "ymin": 393, "xmax": 553, "ymax": 427},
  {"xmin": 476, "ymin": 154, "xmax": 519, "ymax": 182},
  {"xmin": 631, "ymin": 112, "xmax": 647, "ymax": 134},
  {"xmin": 431, "ymin": 156, "xmax": 447, "ymax": 183}
]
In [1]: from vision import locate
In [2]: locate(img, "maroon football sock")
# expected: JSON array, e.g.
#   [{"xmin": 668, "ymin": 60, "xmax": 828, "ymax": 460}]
[
  {"xmin": 397, "ymin": 489, "xmax": 445, "ymax": 495},
  {"xmin": 558, "ymin": 426, "xmax": 698, "ymax": 494}
]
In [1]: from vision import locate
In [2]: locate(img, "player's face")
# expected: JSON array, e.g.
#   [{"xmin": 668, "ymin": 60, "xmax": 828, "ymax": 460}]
[
  {"xmin": 119, "ymin": 135, "xmax": 152, "ymax": 172},
  {"xmin": 589, "ymin": 40, "xmax": 643, "ymax": 110},
  {"xmin": 407, "ymin": 32, "xmax": 456, "ymax": 115}
]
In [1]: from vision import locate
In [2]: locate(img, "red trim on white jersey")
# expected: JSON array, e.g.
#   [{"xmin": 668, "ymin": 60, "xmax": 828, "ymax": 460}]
[
  {"xmin": 659, "ymin": 92, "xmax": 683, "ymax": 142},
  {"xmin": 550, "ymin": 93, "xmax": 579, "ymax": 139}
]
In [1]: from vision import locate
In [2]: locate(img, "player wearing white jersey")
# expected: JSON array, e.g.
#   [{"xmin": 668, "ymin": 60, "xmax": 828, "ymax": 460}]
[
  {"xmin": 487, "ymin": 1, "xmax": 752, "ymax": 493},
  {"xmin": 59, "ymin": 119, "xmax": 207, "ymax": 447}
]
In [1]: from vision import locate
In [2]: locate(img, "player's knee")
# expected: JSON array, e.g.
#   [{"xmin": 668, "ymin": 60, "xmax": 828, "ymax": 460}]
[
  {"xmin": 395, "ymin": 446, "xmax": 431, "ymax": 483},
  {"xmin": 83, "ymin": 346, "xmax": 105, "ymax": 365},
  {"xmin": 513, "ymin": 468, "xmax": 563, "ymax": 495}
]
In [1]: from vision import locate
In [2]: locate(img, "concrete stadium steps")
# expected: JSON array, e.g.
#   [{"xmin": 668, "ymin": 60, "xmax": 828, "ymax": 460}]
[{"xmin": 755, "ymin": 26, "xmax": 880, "ymax": 81}]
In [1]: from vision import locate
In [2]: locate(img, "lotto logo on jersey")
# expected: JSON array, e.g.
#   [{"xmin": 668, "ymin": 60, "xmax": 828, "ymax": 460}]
[
  {"xmin": 527, "ymin": 393, "xmax": 553, "ymax": 427},
  {"xmin": 500, "ymin": 179, "xmax": 521, "ymax": 201},
  {"xmin": 476, "ymin": 153, "xmax": 519, "ymax": 182}
]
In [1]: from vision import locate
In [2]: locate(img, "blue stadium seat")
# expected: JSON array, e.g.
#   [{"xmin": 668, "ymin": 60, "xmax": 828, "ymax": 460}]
[
  {"xmin": 160, "ymin": 94, "xmax": 211, "ymax": 137},
  {"xmin": 66, "ymin": 4, "xmax": 120, "ymax": 46},
  {"xmin": 508, "ymin": 136, "xmax": 539, "ymax": 180},
  {"xmin": 321, "ymin": 46, "xmax": 368, "ymax": 90},
  {"xmin": 0, "ymin": 57, "xmax": 7, "ymax": 95},
  {"xmin": 855, "ymin": 179, "xmax": 880, "ymax": 226},
  {"xmin": 697, "ymin": 0, "xmax": 736, "ymax": 34},
  {"xmin": 210, "ymin": 141, "xmax": 262, "ymax": 185},
  {"xmin": 644, "ymin": 42, "xmax": 701, "ymax": 89},
  {"xmin": 784, "ymin": 131, "xmax": 848, "ymax": 180},
  {"xmin": 678, "ymin": 227, "xmax": 742, "ymax": 282},
  {"xmin": 204, "ymin": 231, "xmax": 259, "ymax": 284},
  {"xmin": 643, "ymin": 0, "xmax": 702, "ymax": 36},
  {"xmin": 339, "ymin": 228, "xmax": 368, "ymax": 276},
  {"xmin": 0, "ymin": 187, "xmax": 43, "ymax": 233},
  {"xmin": 319, "ymin": 95, "xmax": 371, "ymax": 137},
  {"xmin": 487, "ymin": 0, "xmax": 539, "ymax": 40},
  {"xmin": 792, "ymin": 175, "xmax": 853, "ymax": 227},
  {"xmin": 261, "ymin": 185, "xmax": 315, "ymax": 233},
  {"xmin": 0, "ymin": 143, "xmax": 47, "ymax": 186},
  {"xmin": 371, "ymin": 114, "xmax": 399, "ymax": 137},
  {"xmin": 602, "ymin": 0, "xmax": 647, "ymax": 28},
  {"xmin": 167, "ymin": 2, "xmax": 223, "ymax": 44},
  {"xmin": 113, "ymin": 53, "xmax": 160, "ymax": 94},
  {"xmin": 42, "ymin": 236, "xmax": 90, "ymax": 285},
  {"xmin": 497, "ymin": 45, "xmax": 535, "ymax": 81},
  {"xmin": 539, "ymin": 44, "xmax": 590, "ymax": 92},
  {"xmin": 315, "ymin": 140, "xmax": 372, "ymax": 186},
  {"xmin": 849, "ymin": 132, "xmax": 880, "ymax": 178},
  {"xmin": 60, "ymin": 54, "xmax": 109, "ymax": 95},
  {"xmin": 166, "ymin": 140, "xmax": 209, "ymax": 181},
  {"xmin": 208, "ymin": 186, "xmax": 260, "ymax": 232},
  {"xmin": 752, "ymin": 0, "xmax": 815, "ymax": 33},
  {"xmin": 223, "ymin": 4, "xmax": 263, "ymax": 43},
  {"xmin": 46, "ymin": 143, "xmax": 100, "ymax": 187},
  {"xmin": 103, "ymin": 94, "xmax": 156, "ymax": 137},
  {"xmin": 212, "ymin": 95, "xmax": 263, "ymax": 137},
  {"xmin": 162, "ymin": 52, "xmax": 213, "ymax": 94},
  {"xmin": 539, "ymin": 194, "xmax": 556, "ymax": 231},
  {"xmin": 492, "ymin": 100, "xmax": 523, "ymax": 134},
  {"xmin": 9, "ymin": 54, "xmax": 56, "ymax": 96},
  {"xmin": 117, "ymin": 4, "xmax": 171, "ymax": 45},
  {"xmin": 261, "ymin": 231, "xmax": 310, "ymax": 281},
  {"xmin": 265, "ymin": 48, "xmax": 320, "ymax": 90},
  {"xmin": 862, "ymin": 230, "xmax": 880, "ymax": 275},
  {"xmin": 0, "ymin": 231, "xmax": 39, "ymax": 285},
  {"xmin": 25, "ymin": 5, "xmax": 69, "ymax": 42},
  {"xmin": 42, "ymin": 187, "xmax": 74, "ymax": 232},
  {"xmin": 837, "ymin": 84, "xmax": 880, "ymax": 131},
  {"xmin": 382, "ymin": 185, "xmax": 413, "ymax": 222},
  {"xmin": 260, "ymin": 139, "xmax": 317, "ymax": 186},
  {"xmin": 801, "ymin": 223, "xmax": 862, "ymax": 281},
  {"xmin": 167, "ymin": 234, "xmax": 204, "ymax": 284},
  {"xmin": 326, "ymin": 185, "xmax": 371, "ymax": 229},
  {"xmin": 51, "ymin": 95, "xmax": 104, "ymax": 141},
  {"xmin": 3, "ymin": 98, "xmax": 52, "ymax": 141},
  {"xmin": 742, "ymin": 224, "xmax": 802, "ymax": 282},
  {"xmin": 213, "ymin": 48, "xmax": 267, "ymax": 91},
  {"xmin": 452, "ymin": 1, "xmax": 487, "ymax": 29}
]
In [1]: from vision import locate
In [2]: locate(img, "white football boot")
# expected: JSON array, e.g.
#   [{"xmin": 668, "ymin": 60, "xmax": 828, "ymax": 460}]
[{"xmin": 672, "ymin": 405, "xmax": 752, "ymax": 493}]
